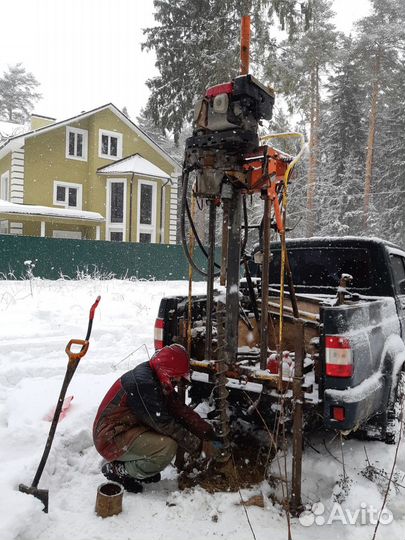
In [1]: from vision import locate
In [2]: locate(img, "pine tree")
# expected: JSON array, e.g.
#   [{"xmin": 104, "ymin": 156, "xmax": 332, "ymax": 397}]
[
  {"xmin": 142, "ymin": 0, "xmax": 313, "ymax": 142},
  {"xmin": 266, "ymin": 0, "xmax": 340, "ymax": 237},
  {"xmin": 354, "ymin": 0, "xmax": 405, "ymax": 231},
  {"xmin": 369, "ymin": 56, "xmax": 405, "ymax": 245},
  {"xmin": 317, "ymin": 40, "xmax": 367, "ymax": 236},
  {"xmin": 136, "ymin": 107, "xmax": 181, "ymax": 159},
  {"xmin": 0, "ymin": 64, "xmax": 41, "ymax": 122}
]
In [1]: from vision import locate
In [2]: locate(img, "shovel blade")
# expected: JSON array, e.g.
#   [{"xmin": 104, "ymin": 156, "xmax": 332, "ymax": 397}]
[{"xmin": 19, "ymin": 484, "xmax": 49, "ymax": 513}]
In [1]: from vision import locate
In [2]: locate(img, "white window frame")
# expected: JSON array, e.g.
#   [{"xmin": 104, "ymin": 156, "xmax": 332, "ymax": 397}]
[
  {"xmin": 0, "ymin": 170, "xmax": 10, "ymax": 201},
  {"xmin": 137, "ymin": 179, "xmax": 157, "ymax": 243},
  {"xmin": 98, "ymin": 129, "xmax": 123, "ymax": 161},
  {"xmin": 160, "ymin": 184, "xmax": 166, "ymax": 244},
  {"xmin": 106, "ymin": 178, "xmax": 127, "ymax": 241},
  {"xmin": 53, "ymin": 181, "xmax": 83, "ymax": 210},
  {"xmin": 65, "ymin": 127, "xmax": 88, "ymax": 161}
]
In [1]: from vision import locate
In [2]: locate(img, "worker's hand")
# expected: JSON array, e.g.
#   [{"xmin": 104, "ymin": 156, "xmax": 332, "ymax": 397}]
[{"xmin": 201, "ymin": 439, "xmax": 225, "ymax": 459}]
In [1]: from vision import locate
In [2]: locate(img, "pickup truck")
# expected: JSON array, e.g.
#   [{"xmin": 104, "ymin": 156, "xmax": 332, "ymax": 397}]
[{"xmin": 154, "ymin": 237, "xmax": 405, "ymax": 443}]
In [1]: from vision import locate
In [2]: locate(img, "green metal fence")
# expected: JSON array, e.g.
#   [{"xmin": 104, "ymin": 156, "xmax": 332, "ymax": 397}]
[{"xmin": 0, "ymin": 235, "xmax": 213, "ymax": 281}]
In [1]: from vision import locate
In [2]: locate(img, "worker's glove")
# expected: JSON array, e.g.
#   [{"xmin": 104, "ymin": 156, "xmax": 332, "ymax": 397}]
[{"xmin": 201, "ymin": 439, "xmax": 225, "ymax": 460}]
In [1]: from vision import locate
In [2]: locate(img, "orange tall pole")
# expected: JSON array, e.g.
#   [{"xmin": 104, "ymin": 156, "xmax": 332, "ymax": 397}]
[{"xmin": 240, "ymin": 15, "xmax": 251, "ymax": 75}]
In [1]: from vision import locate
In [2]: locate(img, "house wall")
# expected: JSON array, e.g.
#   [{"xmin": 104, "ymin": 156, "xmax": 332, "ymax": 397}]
[
  {"xmin": 23, "ymin": 221, "xmax": 94, "ymax": 239},
  {"xmin": 23, "ymin": 119, "xmax": 90, "ymax": 208},
  {"xmin": 86, "ymin": 109, "xmax": 176, "ymax": 243},
  {"xmin": 10, "ymin": 107, "xmax": 178, "ymax": 243},
  {"xmin": 0, "ymin": 153, "xmax": 11, "ymax": 181}
]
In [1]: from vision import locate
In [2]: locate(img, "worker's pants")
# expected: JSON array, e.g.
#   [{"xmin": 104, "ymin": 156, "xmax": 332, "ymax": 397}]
[{"xmin": 119, "ymin": 430, "xmax": 177, "ymax": 480}]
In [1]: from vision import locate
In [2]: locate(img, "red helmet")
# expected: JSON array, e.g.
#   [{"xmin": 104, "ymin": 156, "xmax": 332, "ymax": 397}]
[{"xmin": 150, "ymin": 344, "xmax": 190, "ymax": 393}]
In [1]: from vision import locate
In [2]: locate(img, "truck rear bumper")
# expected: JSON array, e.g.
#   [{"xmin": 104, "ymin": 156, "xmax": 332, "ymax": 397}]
[{"xmin": 323, "ymin": 373, "xmax": 385, "ymax": 430}]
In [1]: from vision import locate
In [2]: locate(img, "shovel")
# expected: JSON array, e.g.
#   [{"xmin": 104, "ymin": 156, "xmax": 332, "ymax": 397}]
[{"xmin": 19, "ymin": 296, "xmax": 101, "ymax": 512}]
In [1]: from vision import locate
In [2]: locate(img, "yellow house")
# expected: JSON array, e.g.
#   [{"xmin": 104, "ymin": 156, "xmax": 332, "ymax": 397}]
[{"xmin": 0, "ymin": 104, "xmax": 180, "ymax": 243}]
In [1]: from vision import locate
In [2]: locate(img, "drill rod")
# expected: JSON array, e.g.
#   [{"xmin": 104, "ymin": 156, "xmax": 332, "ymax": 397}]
[
  {"xmin": 205, "ymin": 201, "xmax": 216, "ymax": 361},
  {"xmin": 260, "ymin": 195, "xmax": 271, "ymax": 369}
]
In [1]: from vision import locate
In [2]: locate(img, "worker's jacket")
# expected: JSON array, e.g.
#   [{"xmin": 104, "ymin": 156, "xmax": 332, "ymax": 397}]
[{"xmin": 93, "ymin": 361, "xmax": 215, "ymax": 461}]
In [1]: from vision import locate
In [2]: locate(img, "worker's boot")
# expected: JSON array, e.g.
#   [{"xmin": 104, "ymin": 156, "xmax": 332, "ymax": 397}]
[
  {"xmin": 101, "ymin": 462, "xmax": 143, "ymax": 493},
  {"xmin": 139, "ymin": 472, "xmax": 161, "ymax": 484}
]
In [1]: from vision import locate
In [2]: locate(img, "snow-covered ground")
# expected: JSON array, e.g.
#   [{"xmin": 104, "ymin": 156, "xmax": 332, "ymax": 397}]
[{"xmin": 0, "ymin": 278, "xmax": 404, "ymax": 540}]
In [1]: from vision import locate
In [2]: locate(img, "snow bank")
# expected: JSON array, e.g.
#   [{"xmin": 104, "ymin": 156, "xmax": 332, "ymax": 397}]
[{"xmin": 0, "ymin": 278, "xmax": 404, "ymax": 539}]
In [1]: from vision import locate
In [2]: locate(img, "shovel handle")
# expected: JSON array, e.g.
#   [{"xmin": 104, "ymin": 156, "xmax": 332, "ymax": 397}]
[{"xmin": 65, "ymin": 339, "xmax": 89, "ymax": 361}]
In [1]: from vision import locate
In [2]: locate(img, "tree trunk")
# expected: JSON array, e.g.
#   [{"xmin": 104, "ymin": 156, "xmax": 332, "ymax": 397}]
[
  {"xmin": 363, "ymin": 52, "xmax": 381, "ymax": 231},
  {"xmin": 306, "ymin": 63, "xmax": 320, "ymax": 237}
]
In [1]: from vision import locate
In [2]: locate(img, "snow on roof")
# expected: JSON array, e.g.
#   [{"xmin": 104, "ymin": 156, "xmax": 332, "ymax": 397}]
[
  {"xmin": 0, "ymin": 199, "xmax": 104, "ymax": 222},
  {"xmin": 97, "ymin": 153, "xmax": 171, "ymax": 180},
  {"xmin": 282, "ymin": 235, "xmax": 401, "ymax": 249},
  {"xmin": 0, "ymin": 120, "xmax": 29, "ymax": 141}
]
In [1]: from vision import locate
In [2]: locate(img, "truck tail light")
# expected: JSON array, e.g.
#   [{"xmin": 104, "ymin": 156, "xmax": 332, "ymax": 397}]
[
  {"xmin": 332, "ymin": 406, "xmax": 346, "ymax": 422},
  {"xmin": 325, "ymin": 336, "xmax": 353, "ymax": 377},
  {"xmin": 154, "ymin": 318, "xmax": 164, "ymax": 350}
]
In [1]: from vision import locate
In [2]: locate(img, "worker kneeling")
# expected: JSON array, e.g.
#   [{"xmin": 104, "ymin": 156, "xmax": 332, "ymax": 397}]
[{"xmin": 93, "ymin": 344, "xmax": 222, "ymax": 492}]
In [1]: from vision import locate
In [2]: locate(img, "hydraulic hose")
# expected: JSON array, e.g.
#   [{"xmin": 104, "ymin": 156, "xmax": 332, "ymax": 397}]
[
  {"xmin": 185, "ymin": 197, "xmax": 221, "ymax": 270},
  {"xmin": 180, "ymin": 168, "xmax": 221, "ymax": 278}
]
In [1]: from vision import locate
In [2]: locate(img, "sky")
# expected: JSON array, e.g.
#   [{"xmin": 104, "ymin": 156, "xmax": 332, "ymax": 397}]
[{"xmin": 0, "ymin": 0, "xmax": 371, "ymax": 123}]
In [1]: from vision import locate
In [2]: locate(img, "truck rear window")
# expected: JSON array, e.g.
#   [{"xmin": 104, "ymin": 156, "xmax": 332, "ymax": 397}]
[{"xmin": 269, "ymin": 247, "xmax": 373, "ymax": 291}]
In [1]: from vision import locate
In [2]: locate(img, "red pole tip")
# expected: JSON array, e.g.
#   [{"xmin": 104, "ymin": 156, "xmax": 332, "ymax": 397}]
[{"xmin": 89, "ymin": 296, "xmax": 101, "ymax": 321}]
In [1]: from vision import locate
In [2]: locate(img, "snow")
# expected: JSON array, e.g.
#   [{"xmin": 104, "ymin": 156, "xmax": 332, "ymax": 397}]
[
  {"xmin": 0, "ymin": 278, "xmax": 404, "ymax": 540},
  {"xmin": 325, "ymin": 371, "xmax": 383, "ymax": 404},
  {"xmin": 97, "ymin": 153, "xmax": 171, "ymax": 180},
  {"xmin": 0, "ymin": 200, "xmax": 104, "ymax": 222},
  {"xmin": 0, "ymin": 120, "xmax": 28, "ymax": 141}
]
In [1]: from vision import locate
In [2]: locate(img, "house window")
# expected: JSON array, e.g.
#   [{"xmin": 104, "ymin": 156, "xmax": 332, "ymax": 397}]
[
  {"xmin": 0, "ymin": 220, "xmax": 8, "ymax": 234},
  {"xmin": 137, "ymin": 180, "xmax": 156, "ymax": 243},
  {"xmin": 107, "ymin": 178, "xmax": 126, "ymax": 242},
  {"xmin": 99, "ymin": 129, "xmax": 123, "ymax": 160},
  {"xmin": 66, "ymin": 127, "xmax": 88, "ymax": 161},
  {"xmin": 110, "ymin": 231, "xmax": 123, "ymax": 242},
  {"xmin": 110, "ymin": 182, "xmax": 124, "ymax": 223},
  {"xmin": 53, "ymin": 181, "xmax": 82, "ymax": 209},
  {"xmin": 0, "ymin": 171, "xmax": 10, "ymax": 201}
]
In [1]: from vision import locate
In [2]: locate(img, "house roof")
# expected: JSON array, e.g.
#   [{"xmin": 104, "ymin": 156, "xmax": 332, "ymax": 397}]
[
  {"xmin": 97, "ymin": 153, "xmax": 171, "ymax": 180},
  {"xmin": 0, "ymin": 104, "xmax": 180, "ymax": 172},
  {"xmin": 0, "ymin": 199, "xmax": 104, "ymax": 223}
]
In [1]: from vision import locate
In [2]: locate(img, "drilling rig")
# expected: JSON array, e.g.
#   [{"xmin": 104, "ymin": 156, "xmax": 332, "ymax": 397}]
[{"xmin": 179, "ymin": 16, "xmax": 305, "ymax": 510}]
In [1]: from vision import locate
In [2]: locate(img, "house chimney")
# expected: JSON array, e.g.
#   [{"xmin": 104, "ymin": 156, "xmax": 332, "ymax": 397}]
[{"xmin": 31, "ymin": 114, "xmax": 56, "ymax": 131}]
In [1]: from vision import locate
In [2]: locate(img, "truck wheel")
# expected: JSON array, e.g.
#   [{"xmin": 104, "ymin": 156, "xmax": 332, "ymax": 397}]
[{"xmin": 384, "ymin": 369, "xmax": 404, "ymax": 445}]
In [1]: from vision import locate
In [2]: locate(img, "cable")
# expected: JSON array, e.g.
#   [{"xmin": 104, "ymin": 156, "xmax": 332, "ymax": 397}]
[
  {"xmin": 185, "ymin": 197, "xmax": 221, "ymax": 270},
  {"xmin": 180, "ymin": 167, "xmax": 221, "ymax": 278}
]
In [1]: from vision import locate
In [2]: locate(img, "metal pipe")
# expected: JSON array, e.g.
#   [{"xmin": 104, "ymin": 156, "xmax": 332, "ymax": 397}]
[
  {"xmin": 260, "ymin": 195, "xmax": 271, "ymax": 369},
  {"xmin": 220, "ymin": 199, "xmax": 230, "ymax": 286},
  {"xmin": 205, "ymin": 201, "xmax": 216, "ymax": 360},
  {"xmin": 240, "ymin": 15, "xmax": 251, "ymax": 75},
  {"xmin": 224, "ymin": 189, "xmax": 242, "ymax": 367},
  {"xmin": 291, "ymin": 319, "xmax": 305, "ymax": 515}
]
